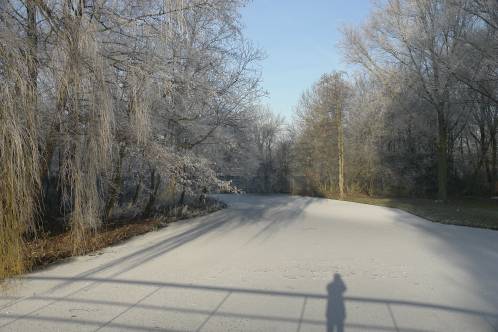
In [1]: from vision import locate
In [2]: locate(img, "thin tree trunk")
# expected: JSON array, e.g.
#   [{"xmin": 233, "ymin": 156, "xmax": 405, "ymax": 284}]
[
  {"xmin": 143, "ymin": 168, "xmax": 161, "ymax": 217},
  {"xmin": 437, "ymin": 108, "xmax": 448, "ymax": 201},
  {"xmin": 337, "ymin": 100, "xmax": 345, "ymax": 200},
  {"xmin": 104, "ymin": 145, "xmax": 126, "ymax": 221},
  {"xmin": 26, "ymin": 0, "xmax": 38, "ymax": 97},
  {"xmin": 131, "ymin": 179, "xmax": 142, "ymax": 207},
  {"xmin": 490, "ymin": 131, "xmax": 497, "ymax": 195},
  {"xmin": 26, "ymin": 0, "xmax": 39, "ymax": 176}
]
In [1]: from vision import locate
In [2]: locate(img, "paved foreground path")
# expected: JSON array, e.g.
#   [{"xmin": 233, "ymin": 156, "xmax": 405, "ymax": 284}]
[{"xmin": 1, "ymin": 195, "xmax": 498, "ymax": 332}]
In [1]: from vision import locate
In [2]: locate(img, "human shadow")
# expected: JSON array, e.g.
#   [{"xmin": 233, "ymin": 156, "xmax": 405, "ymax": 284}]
[
  {"xmin": 326, "ymin": 273, "xmax": 347, "ymax": 332},
  {"xmin": 4, "ymin": 275, "xmax": 498, "ymax": 331}
]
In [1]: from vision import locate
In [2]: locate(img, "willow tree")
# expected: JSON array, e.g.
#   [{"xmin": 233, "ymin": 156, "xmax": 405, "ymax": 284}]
[
  {"xmin": 0, "ymin": 0, "xmax": 262, "ymax": 278},
  {"xmin": 0, "ymin": 3, "xmax": 40, "ymax": 277}
]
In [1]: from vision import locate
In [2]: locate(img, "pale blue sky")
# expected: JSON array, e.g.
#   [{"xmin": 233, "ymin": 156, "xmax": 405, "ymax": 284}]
[{"xmin": 240, "ymin": 0, "xmax": 372, "ymax": 119}]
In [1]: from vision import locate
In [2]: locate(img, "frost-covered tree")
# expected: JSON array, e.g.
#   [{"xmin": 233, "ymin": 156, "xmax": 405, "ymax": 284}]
[{"xmin": 0, "ymin": 0, "xmax": 262, "ymax": 276}]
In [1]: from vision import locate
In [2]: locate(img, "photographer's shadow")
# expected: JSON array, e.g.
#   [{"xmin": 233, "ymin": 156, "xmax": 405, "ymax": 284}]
[{"xmin": 326, "ymin": 273, "xmax": 347, "ymax": 332}]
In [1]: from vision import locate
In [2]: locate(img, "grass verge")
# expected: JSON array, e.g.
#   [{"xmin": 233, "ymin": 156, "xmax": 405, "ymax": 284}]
[
  {"xmin": 343, "ymin": 195, "xmax": 498, "ymax": 230},
  {"xmin": 23, "ymin": 200, "xmax": 225, "ymax": 273}
]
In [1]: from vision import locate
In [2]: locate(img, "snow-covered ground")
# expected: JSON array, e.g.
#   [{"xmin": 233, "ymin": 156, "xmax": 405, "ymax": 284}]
[{"xmin": 1, "ymin": 194, "xmax": 498, "ymax": 332}]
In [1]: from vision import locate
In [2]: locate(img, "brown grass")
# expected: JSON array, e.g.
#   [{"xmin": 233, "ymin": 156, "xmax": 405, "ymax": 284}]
[
  {"xmin": 22, "ymin": 202, "xmax": 225, "ymax": 275},
  {"xmin": 341, "ymin": 194, "xmax": 498, "ymax": 230},
  {"xmin": 26, "ymin": 218, "xmax": 163, "ymax": 270}
]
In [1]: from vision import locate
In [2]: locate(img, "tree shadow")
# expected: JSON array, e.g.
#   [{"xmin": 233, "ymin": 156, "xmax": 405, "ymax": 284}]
[
  {"xmin": 10, "ymin": 194, "xmax": 313, "ymax": 296},
  {"xmin": 326, "ymin": 273, "xmax": 347, "ymax": 332},
  {"xmin": 4, "ymin": 195, "xmax": 498, "ymax": 331},
  {"xmin": 385, "ymin": 208, "xmax": 498, "ymax": 311}
]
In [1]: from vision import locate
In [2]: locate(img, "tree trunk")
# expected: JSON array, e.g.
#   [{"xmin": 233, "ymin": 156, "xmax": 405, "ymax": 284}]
[
  {"xmin": 178, "ymin": 189, "xmax": 186, "ymax": 206},
  {"xmin": 131, "ymin": 179, "xmax": 142, "ymax": 207},
  {"xmin": 337, "ymin": 100, "xmax": 345, "ymax": 200},
  {"xmin": 26, "ymin": 0, "xmax": 38, "ymax": 94},
  {"xmin": 437, "ymin": 109, "xmax": 448, "ymax": 201},
  {"xmin": 26, "ymin": 0, "xmax": 39, "ymax": 174},
  {"xmin": 104, "ymin": 145, "xmax": 125, "ymax": 221},
  {"xmin": 490, "ymin": 131, "xmax": 497, "ymax": 195},
  {"xmin": 143, "ymin": 168, "xmax": 161, "ymax": 217}
]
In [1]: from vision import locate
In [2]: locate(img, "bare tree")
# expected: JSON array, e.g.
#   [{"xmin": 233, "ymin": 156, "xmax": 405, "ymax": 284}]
[
  {"xmin": 291, "ymin": 72, "xmax": 350, "ymax": 198},
  {"xmin": 341, "ymin": 0, "xmax": 478, "ymax": 200}
]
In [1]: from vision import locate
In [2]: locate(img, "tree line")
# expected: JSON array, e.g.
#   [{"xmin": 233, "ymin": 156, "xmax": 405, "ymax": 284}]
[{"xmin": 253, "ymin": 0, "xmax": 497, "ymax": 201}]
